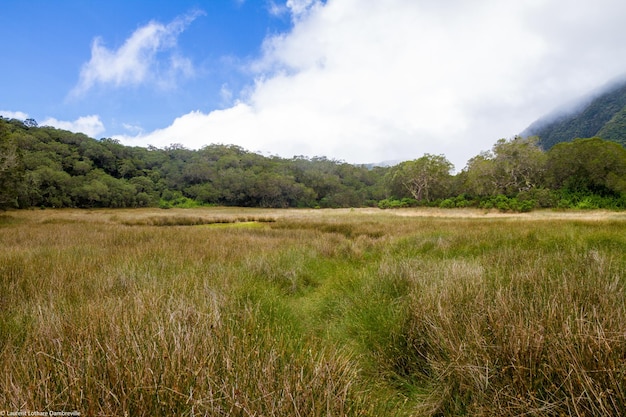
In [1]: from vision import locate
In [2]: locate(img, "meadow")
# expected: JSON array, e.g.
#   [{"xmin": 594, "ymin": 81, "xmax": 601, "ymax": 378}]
[{"xmin": 1, "ymin": 207, "xmax": 625, "ymax": 416}]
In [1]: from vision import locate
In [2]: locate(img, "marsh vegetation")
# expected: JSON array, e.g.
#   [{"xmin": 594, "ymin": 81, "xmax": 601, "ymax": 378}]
[{"xmin": 1, "ymin": 207, "xmax": 625, "ymax": 415}]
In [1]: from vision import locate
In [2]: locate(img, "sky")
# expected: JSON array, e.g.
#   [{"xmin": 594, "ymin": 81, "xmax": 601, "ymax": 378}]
[{"xmin": 2, "ymin": 0, "xmax": 626, "ymax": 170}]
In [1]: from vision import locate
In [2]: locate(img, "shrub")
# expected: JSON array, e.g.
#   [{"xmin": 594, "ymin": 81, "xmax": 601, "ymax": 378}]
[
  {"xmin": 478, "ymin": 195, "xmax": 536, "ymax": 212},
  {"xmin": 378, "ymin": 198, "xmax": 419, "ymax": 209},
  {"xmin": 159, "ymin": 196, "xmax": 200, "ymax": 209}
]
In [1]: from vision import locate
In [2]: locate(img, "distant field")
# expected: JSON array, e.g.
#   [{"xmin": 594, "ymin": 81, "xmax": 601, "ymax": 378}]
[
  {"xmin": 7, "ymin": 206, "xmax": 626, "ymax": 223},
  {"xmin": 1, "ymin": 207, "xmax": 625, "ymax": 416}
]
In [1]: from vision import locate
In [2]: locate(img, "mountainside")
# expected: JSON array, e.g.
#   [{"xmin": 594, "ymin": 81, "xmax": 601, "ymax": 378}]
[{"xmin": 522, "ymin": 78, "xmax": 626, "ymax": 149}]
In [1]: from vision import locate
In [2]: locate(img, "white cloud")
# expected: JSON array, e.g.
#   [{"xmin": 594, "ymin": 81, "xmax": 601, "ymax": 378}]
[
  {"xmin": 118, "ymin": 0, "xmax": 626, "ymax": 169},
  {"xmin": 268, "ymin": 0, "xmax": 321, "ymax": 20},
  {"xmin": 0, "ymin": 110, "xmax": 29, "ymax": 120},
  {"xmin": 122, "ymin": 123, "xmax": 144, "ymax": 135},
  {"xmin": 41, "ymin": 115, "xmax": 106, "ymax": 138},
  {"xmin": 286, "ymin": 0, "xmax": 321, "ymax": 18},
  {"xmin": 220, "ymin": 84, "xmax": 234, "ymax": 105},
  {"xmin": 267, "ymin": 2, "xmax": 286, "ymax": 17},
  {"xmin": 71, "ymin": 10, "xmax": 203, "ymax": 96}
]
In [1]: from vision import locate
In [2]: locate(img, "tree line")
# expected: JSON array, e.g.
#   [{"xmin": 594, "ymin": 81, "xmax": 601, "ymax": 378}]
[{"xmin": 1, "ymin": 116, "xmax": 625, "ymax": 211}]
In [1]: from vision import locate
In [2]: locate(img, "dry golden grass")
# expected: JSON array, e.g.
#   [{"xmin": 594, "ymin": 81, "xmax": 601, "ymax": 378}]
[{"xmin": 1, "ymin": 207, "xmax": 625, "ymax": 416}]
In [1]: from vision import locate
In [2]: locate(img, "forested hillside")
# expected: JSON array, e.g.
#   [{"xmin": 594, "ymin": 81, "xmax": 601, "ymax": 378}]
[
  {"xmin": 2, "ymin": 116, "xmax": 626, "ymax": 211},
  {"xmin": 523, "ymin": 79, "xmax": 626, "ymax": 149},
  {"xmin": 0, "ymin": 117, "xmax": 387, "ymax": 209}
]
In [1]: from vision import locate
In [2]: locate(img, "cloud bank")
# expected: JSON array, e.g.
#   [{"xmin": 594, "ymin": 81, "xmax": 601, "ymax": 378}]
[
  {"xmin": 71, "ymin": 10, "xmax": 203, "ymax": 96},
  {"xmin": 41, "ymin": 115, "xmax": 105, "ymax": 138},
  {"xmin": 113, "ymin": 1, "xmax": 626, "ymax": 169},
  {"xmin": 0, "ymin": 110, "xmax": 29, "ymax": 120},
  {"xmin": 0, "ymin": 110, "xmax": 105, "ymax": 138}
]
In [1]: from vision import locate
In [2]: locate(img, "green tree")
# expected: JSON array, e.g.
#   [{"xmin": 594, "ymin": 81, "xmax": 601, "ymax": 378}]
[
  {"xmin": 80, "ymin": 141, "xmax": 116, "ymax": 174},
  {"xmin": 35, "ymin": 167, "xmax": 73, "ymax": 207},
  {"xmin": 546, "ymin": 137, "xmax": 626, "ymax": 195},
  {"xmin": 464, "ymin": 136, "xmax": 546, "ymax": 197},
  {"xmin": 23, "ymin": 118, "xmax": 38, "ymax": 128},
  {"xmin": 391, "ymin": 154, "xmax": 453, "ymax": 202},
  {"xmin": 492, "ymin": 136, "xmax": 546, "ymax": 194},
  {"xmin": 463, "ymin": 151, "xmax": 498, "ymax": 197},
  {"xmin": 184, "ymin": 183, "xmax": 219, "ymax": 205},
  {"xmin": 0, "ymin": 128, "xmax": 24, "ymax": 209}
]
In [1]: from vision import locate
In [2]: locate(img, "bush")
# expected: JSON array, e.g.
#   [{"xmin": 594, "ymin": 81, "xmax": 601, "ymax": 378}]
[
  {"xmin": 159, "ymin": 196, "xmax": 200, "ymax": 209},
  {"xmin": 576, "ymin": 196, "xmax": 599, "ymax": 210},
  {"xmin": 478, "ymin": 195, "xmax": 536, "ymax": 212},
  {"xmin": 453, "ymin": 194, "xmax": 473, "ymax": 208},
  {"xmin": 518, "ymin": 188, "xmax": 557, "ymax": 208},
  {"xmin": 378, "ymin": 198, "xmax": 418, "ymax": 209}
]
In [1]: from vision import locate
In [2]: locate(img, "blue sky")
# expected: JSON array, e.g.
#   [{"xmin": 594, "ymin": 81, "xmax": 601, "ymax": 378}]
[
  {"xmin": 1, "ymin": 0, "xmax": 290, "ymax": 133},
  {"xmin": 2, "ymin": 0, "xmax": 626, "ymax": 169}
]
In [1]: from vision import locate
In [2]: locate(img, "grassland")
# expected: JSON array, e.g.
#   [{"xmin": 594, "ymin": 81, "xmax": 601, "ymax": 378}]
[{"xmin": 1, "ymin": 207, "xmax": 625, "ymax": 416}]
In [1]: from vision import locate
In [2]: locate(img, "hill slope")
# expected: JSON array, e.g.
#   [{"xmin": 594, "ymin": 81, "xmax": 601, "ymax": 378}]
[
  {"xmin": 522, "ymin": 78, "xmax": 626, "ymax": 149},
  {"xmin": 0, "ymin": 116, "xmax": 388, "ymax": 209}
]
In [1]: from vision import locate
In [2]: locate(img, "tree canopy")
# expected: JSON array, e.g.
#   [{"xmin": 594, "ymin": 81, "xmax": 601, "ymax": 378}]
[
  {"xmin": 1, "ymin": 116, "xmax": 625, "ymax": 211},
  {"xmin": 0, "ymin": 120, "xmax": 24, "ymax": 209},
  {"xmin": 546, "ymin": 137, "xmax": 626, "ymax": 195},
  {"xmin": 389, "ymin": 154, "xmax": 453, "ymax": 202}
]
